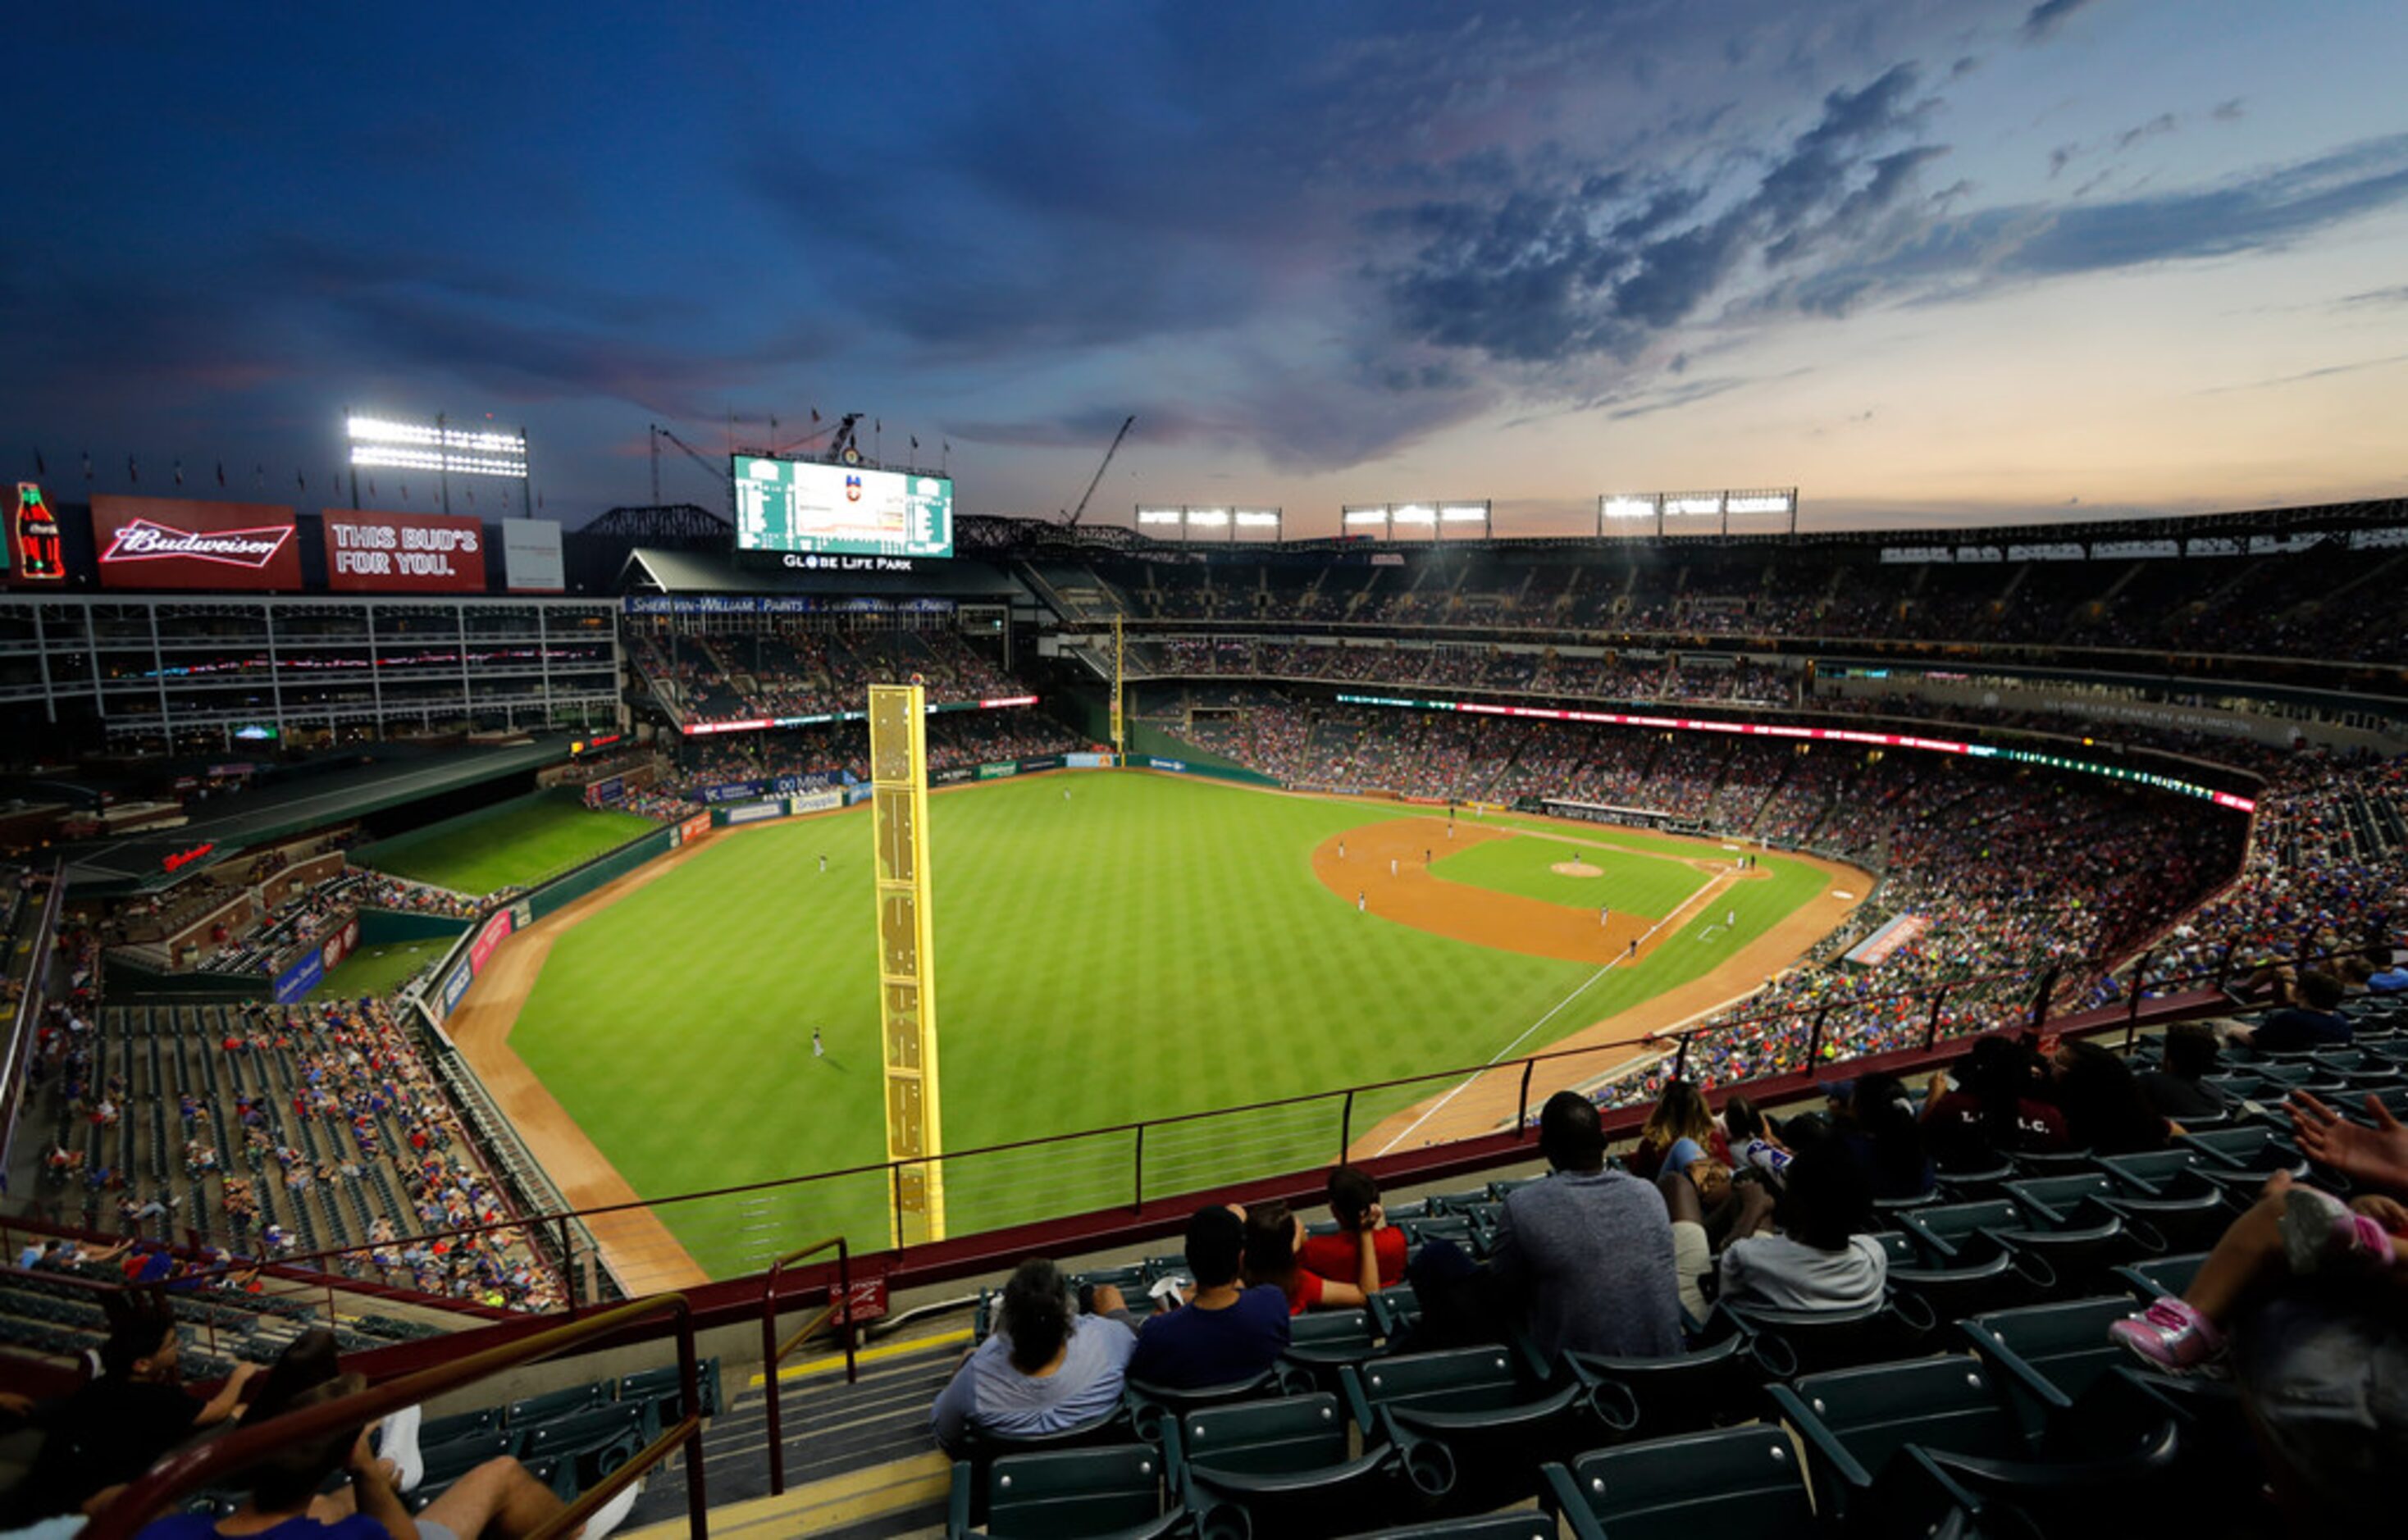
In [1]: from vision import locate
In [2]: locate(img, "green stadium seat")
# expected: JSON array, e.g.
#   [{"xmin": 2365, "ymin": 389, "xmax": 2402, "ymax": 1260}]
[
  {"xmin": 616, "ymin": 1359, "xmax": 718, "ymax": 1437},
  {"xmin": 2007, "ymin": 1173, "xmax": 2233, "ymax": 1253},
  {"xmin": 1959, "ymin": 1296, "xmax": 2148, "ymax": 1437},
  {"xmin": 1767, "ymin": 1354, "xmax": 2180, "ymax": 1536},
  {"xmin": 418, "ymin": 1406, "xmax": 503, "ymax": 1447},
  {"xmin": 1367, "ymin": 1286, "xmax": 1421, "ymax": 1342},
  {"xmin": 1562, "ymin": 1313, "xmax": 1762, "ymax": 1440},
  {"xmin": 1887, "ymin": 1248, "xmax": 2045, "ymax": 1325},
  {"xmin": 505, "ymin": 1382, "xmax": 609, "ymax": 1434},
  {"xmin": 1124, "ymin": 1369, "xmax": 1289, "ymax": 1442},
  {"xmin": 514, "ymin": 1401, "xmax": 646, "ymax": 1496},
  {"xmin": 1344, "ymin": 1515, "xmax": 1554, "ymax": 1540},
  {"xmin": 1161, "ymin": 1392, "xmax": 1405, "ymax": 1540},
  {"xmin": 1340, "ymin": 1345, "xmax": 1593, "ymax": 1511},
  {"xmin": 1723, "ymin": 1299, "xmax": 1923, "ymax": 1378},
  {"xmin": 2114, "ymin": 1251, "xmax": 2208, "ymax": 1300},
  {"xmin": 2177, "ymin": 1127, "xmax": 2308, "ymax": 1182},
  {"xmin": 1539, "ymin": 1424, "xmax": 1817, "ymax": 1540},
  {"xmin": 408, "ymin": 1428, "xmax": 513, "ymax": 1509},
  {"xmin": 946, "ymin": 1446, "xmax": 1180, "ymax": 1540},
  {"xmin": 1281, "ymin": 1308, "xmax": 1380, "ymax": 1385}
]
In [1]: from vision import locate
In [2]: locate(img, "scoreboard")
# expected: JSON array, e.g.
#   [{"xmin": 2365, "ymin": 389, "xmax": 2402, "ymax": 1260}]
[{"xmin": 734, "ymin": 455, "xmax": 953, "ymax": 559}]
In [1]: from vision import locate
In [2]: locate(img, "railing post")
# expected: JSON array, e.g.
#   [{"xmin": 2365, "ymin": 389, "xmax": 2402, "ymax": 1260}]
[
  {"xmin": 1804, "ymin": 1006, "xmax": 1831, "ymax": 1068},
  {"xmin": 1922, "ymin": 984, "xmax": 1950, "ymax": 1052},
  {"xmin": 762, "ymin": 1270, "xmax": 787, "ymax": 1497},
  {"xmin": 554, "ymin": 1214, "xmax": 576, "ymax": 1317},
  {"xmin": 1516, "ymin": 1059, "xmax": 1536, "ymax": 1136},
  {"xmin": 678, "ymin": 1301, "xmax": 712, "ymax": 1540},
  {"xmin": 2028, "ymin": 966, "xmax": 2059, "ymax": 1031},
  {"xmin": 1339, "ymin": 1091, "xmax": 1356, "ymax": 1162},
  {"xmin": 2126, "ymin": 949, "xmax": 2154, "ymax": 1051},
  {"xmin": 1131, "ymin": 1124, "xmax": 1144, "ymax": 1214}
]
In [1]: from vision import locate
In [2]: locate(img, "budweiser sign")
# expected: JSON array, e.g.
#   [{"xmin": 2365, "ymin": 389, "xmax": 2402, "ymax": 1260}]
[
  {"xmin": 103, "ymin": 519, "xmax": 294, "ymax": 568},
  {"xmin": 91, "ymin": 498, "xmax": 303, "ymax": 590}
]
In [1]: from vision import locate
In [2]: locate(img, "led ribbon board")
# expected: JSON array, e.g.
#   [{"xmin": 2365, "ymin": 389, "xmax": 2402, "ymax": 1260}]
[{"xmin": 1332, "ymin": 693, "xmax": 2256, "ymax": 813}]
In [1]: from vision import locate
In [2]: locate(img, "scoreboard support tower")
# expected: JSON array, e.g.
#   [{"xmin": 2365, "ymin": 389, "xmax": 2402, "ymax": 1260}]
[{"xmin": 869, "ymin": 684, "xmax": 946, "ymax": 1246}]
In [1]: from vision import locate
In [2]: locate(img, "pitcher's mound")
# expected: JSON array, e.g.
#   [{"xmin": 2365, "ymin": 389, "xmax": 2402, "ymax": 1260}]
[{"xmin": 1550, "ymin": 860, "xmax": 1604, "ymax": 878}]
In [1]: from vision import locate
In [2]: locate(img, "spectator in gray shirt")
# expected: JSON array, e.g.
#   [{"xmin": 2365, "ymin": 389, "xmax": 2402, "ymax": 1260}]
[
  {"xmin": 1486, "ymin": 1091, "xmax": 1685, "ymax": 1360},
  {"xmin": 930, "ymin": 1258, "xmax": 1136, "ymax": 1455}
]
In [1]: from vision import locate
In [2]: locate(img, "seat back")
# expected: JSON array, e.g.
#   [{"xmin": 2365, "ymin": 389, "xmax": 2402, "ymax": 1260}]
[
  {"xmin": 1546, "ymin": 1425, "xmax": 1816, "ymax": 1540},
  {"xmin": 506, "ymin": 1381, "xmax": 607, "ymax": 1429},
  {"xmin": 1726, "ymin": 1300, "xmax": 1904, "ymax": 1378},
  {"xmin": 1173, "ymin": 1393, "xmax": 1351, "ymax": 1480},
  {"xmin": 1348, "ymin": 1345, "xmax": 1523, "ymax": 1416},
  {"xmin": 983, "ymin": 1446, "xmax": 1167, "ymax": 1538},
  {"xmin": 1962, "ymin": 1296, "xmax": 2142, "ymax": 1433},
  {"xmin": 2114, "ymin": 1251, "xmax": 2207, "ymax": 1300},
  {"xmin": 1900, "ymin": 1201, "xmax": 2020, "ymax": 1255},
  {"xmin": 1774, "ymin": 1355, "xmax": 2026, "ymax": 1480},
  {"xmin": 2004, "ymin": 1173, "xmax": 2117, "ymax": 1221},
  {"xmin": 1565, "ymin": 1329, "xmax": 1761, "ymax": 1441}
]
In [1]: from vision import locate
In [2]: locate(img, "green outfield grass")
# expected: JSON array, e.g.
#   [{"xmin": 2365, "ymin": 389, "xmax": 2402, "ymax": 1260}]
[
  {"xmin": 357, "ymin": 791, "xmax": 658, "ymax": 896},
  {"xmin": 504, "ymin": 772, "xmax": 1837, "ymax": 1276},
  {"xmin": 1431, "ymin": 833, "xmax": 1707, "ymax": 918},
  {"xmin": 309, "ymin": 939, "xmax": 452, "ymax": 1001}
]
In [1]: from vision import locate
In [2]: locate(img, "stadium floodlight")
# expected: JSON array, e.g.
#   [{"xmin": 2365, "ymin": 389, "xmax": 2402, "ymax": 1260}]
[
  {"xmin": 1136, "ymin": 508, "xmax": 1184, "ymax": 526},
  {"xmin": 1343, "ymin": 508, "xmax": 1389, "ymax": 528},
  {"xmin": 1392, "ymin": 503, "xmax": 1437, "ymax": 526},
  {"xmin": 1725, "ymin": 491, "xmax": 1795, "ymax": 515},
  {"xmin": 1185, "ymin": 508, "xmax": 1229, "ymax": 526},
  {"xmin": 1439, "ymin": 503, "xmax": 1488, "ymax": 522},
  {"xmin": 1601, "ymin": 495, "xmax": 1658, "ymax": 521},
  {"xmin": 1232, "ymin": 508, "xmax": 1280, "ymax": 527},
  {"xmin": 346, "ymin": 412, "xmax": 528, "ymax": 481},
  {"xmin": 1664, "ymin": 494, "xmax": 1724, "ymax": 517}
]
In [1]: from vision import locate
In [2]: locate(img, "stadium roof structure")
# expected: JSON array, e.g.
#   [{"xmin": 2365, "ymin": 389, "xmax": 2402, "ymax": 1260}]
[
  {"xmin": 967, "ymin": 494, "xmax": 2408, "ymax": 557},
  {"xmin": 616, "ymin": 546, "xmax": 1026, "ymax": 599},
  {"xmin": 62, "ymin": 735, "xmax": 580, "ymax": 895}
]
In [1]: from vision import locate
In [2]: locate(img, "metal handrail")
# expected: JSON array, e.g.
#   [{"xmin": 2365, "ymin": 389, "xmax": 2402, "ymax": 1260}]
[
  {"xmin": 759, "ymin": 1236, "xmax": 854, "ymax": 1496},
  {"xmin": 81, "ymin": 1292, "xmax": 711, "ymax": 1540}
]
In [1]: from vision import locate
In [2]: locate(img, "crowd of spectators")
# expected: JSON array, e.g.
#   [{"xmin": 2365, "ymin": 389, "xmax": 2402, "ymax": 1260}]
[
  {"xmin": 627, "ymin": 624, "xmax": 1021, "ymax": 727},
  {"xmin": 1089, "ymin": 537, "xmax": 2408, "ymax": 663}
]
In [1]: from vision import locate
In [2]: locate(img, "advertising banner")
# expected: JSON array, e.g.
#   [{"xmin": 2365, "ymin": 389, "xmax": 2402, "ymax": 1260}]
[
  {"xmin": 1146, "ymin": 756, "xmax": 1188, "ymax": 773},
  {"xmin": 724, "ymin": 800, "xmax": 786, "ymax": 825},
  {"xmin": 1065, "ymin": 752, "xmax": 1114, "ymax": 769},
  {"xmin": 932, "ymin": 766, "xmax": 974, "ymax": 786},
  {"xmin": 467, "ymin": 909, "xmax": 515, "ymax": 973},
  {"xmin": 678, "ymin": 812, "xmax": 713, "ymax": 845},
  {"xmin": 1845, "ymin": 914, "xmax": 1931, "ymax": 968},
  {"xmin": 1018, "ymin": 754, "xmax": 1065, "ymax": 773},
  {"xmin": 93, "ymin": 496, "xmax": 303, "ymax": 590},
  {"xmin": 976, "ymin": 761, "xmax": 1019, "ymax": 781},
  {"xmin": 788, "ymin": 789, "xmax": 844, "ymax": 816},
  {"xmin": 846, "ymin": 783, "xmax": 875, "ymax": 804},
  {"xmin": 501, "ymin": 517, "xmax": 565, "ymax": 592},
  {"xmin": 322, "ymin": 508, "xmax": 488, "ymax": 593},
  {"xmin": 273, "ymin": 950, "xmax": 325, "ymax": 1005},
  {"xmin": 321, "ymin": 918, "xmax": 360, "ymax": 973},
  {"xmin": 441, "ymin": 961, "xmax": 473, "ymax": 1014}
]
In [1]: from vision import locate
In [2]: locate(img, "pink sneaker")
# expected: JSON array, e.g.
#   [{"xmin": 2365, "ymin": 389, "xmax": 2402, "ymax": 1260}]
[
  {"xmin": 2280, "ymin": 1187, "xmax": 2393, "ymax": 1274},
  {"xmin": 2109, "ymin": 1298, "xmax": 2226, "ymax": 1370}
]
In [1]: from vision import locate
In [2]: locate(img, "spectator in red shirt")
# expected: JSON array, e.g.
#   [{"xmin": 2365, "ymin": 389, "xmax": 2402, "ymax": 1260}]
[
  {"xmin": 1297, "ymin": 1165, "xmax": 1406, "ymax": 1290},
  {"xmin": 1243, "ymin": 1198, "xmax": 1381, "ymax": 1314}
]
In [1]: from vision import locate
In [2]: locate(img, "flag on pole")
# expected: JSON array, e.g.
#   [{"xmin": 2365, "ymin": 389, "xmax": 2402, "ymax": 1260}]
[
  {"xmin": 174, "ymin": 460, "xmax": 185, "ymax": 486},
  {"xmin": 367, "ymin": 477, "xmax": 376, "ymax": 499},
  {"xmin": 810, "ymin": 408, "xmax": 820, "ymax": 424},
  {"xmin": 296, "ymin": 469, "xmax": 306, "ymax": 491},
  {"xmin": 910, "ymin": 435, "xmax": 919, "ymax": 449},
  {"xmin": 128, "ymin": 456, "xmax": 139, "ymax": 485},
  {"xmin": 82, "ymin": 452, "xmax": 93, "ymax": 481},
  {"xmin": 216, "ymin": 461, "xmax": 226, "ymax": 488},
  {"xmin": 31, "ymin": 448, "xmax": 43, "ymax": 476}
]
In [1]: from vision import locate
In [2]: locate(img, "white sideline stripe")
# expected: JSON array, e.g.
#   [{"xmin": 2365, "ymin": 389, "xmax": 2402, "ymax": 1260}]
[{"xmin": 1370, "ymin": 907, "xmax": 1685, "ymax": 1158}]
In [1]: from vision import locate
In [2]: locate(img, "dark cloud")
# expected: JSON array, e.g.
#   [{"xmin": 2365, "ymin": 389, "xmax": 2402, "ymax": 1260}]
[
  {"xmin": 1372, "ymin": 63, "xmax": 1941, "ymax": 364},
  {"xmin": 2335, "ymin": 285, "xmax": 2408, "ymax": 309},
  {"xmin": 2022, "ymin": 0, "xmax": 2101, "ymax": 43},
  {"xmin": 2211, "ymin": 98, "xmax": 2248, "ymax": 122}
]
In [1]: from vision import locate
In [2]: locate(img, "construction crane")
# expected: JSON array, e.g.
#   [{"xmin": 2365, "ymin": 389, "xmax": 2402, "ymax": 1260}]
[
  {"xmin": 1061, "ymin": 414, "xmax": 1135, "ymax": 529},
  {"xmin": 650, "ymin": 423, "xmax": 735, "ymax": 518}
]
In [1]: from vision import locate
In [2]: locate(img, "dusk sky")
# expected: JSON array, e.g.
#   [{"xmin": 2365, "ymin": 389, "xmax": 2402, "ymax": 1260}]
[{"xmin": 11, "ymin": 1, "xmax": 2408, "ymax": 537}]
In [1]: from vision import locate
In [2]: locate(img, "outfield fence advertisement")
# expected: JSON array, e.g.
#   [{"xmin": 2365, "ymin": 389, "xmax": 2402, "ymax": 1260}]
[
  {"xmin": 722, "ymin": 800, "xmax": 786, "ymax": 825},
  {"xmin": 789, "ymin": 790, "xmax": 843, "ymax": 815},
  {"xmin": 977, "ymin": 761, "xmax": 1019, "ymax": 781},
  {"xmin": 675, "ymin": 813, "xmax": 712, "ymax": 846},
  {"xmin": 271, "ymin": 915, "xmax": 360, "ymax": 1004},
  {"xmin": 467, "ymin": 909, "xmax": 515, "ymax": 973}
]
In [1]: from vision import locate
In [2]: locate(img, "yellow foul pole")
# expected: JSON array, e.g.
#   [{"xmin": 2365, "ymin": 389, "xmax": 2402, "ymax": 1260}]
[{"xmin": 868, "ymin": 683, "xmax": 944, "ymax": 1245}]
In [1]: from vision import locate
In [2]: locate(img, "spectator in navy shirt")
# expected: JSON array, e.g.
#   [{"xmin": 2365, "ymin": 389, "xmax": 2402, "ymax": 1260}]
[
  {"xmin": 1129, "ymin": 1206, "xmax": 1291, "ymax": 1389},
  {"xmin": 2233, "ymin": 970, "xmax": 2356, "ymax": 1054}
]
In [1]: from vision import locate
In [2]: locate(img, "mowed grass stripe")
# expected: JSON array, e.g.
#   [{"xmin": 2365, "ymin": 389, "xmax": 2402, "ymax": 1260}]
[{"xmin": 506, "ymin": 773, "xmax": 1827, "ymax": 1274}]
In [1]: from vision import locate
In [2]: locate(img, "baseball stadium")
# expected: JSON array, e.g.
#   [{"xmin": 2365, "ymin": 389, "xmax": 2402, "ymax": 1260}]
[{"xmin": 9, "ymin": 10, "xmax": 2408, "ymax": 1535}]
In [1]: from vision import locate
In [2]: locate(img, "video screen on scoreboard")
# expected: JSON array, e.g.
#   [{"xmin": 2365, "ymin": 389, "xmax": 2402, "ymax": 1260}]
[{"xmin": 733, "ymin": 455, "xmax": 953, "ymax": 559}]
